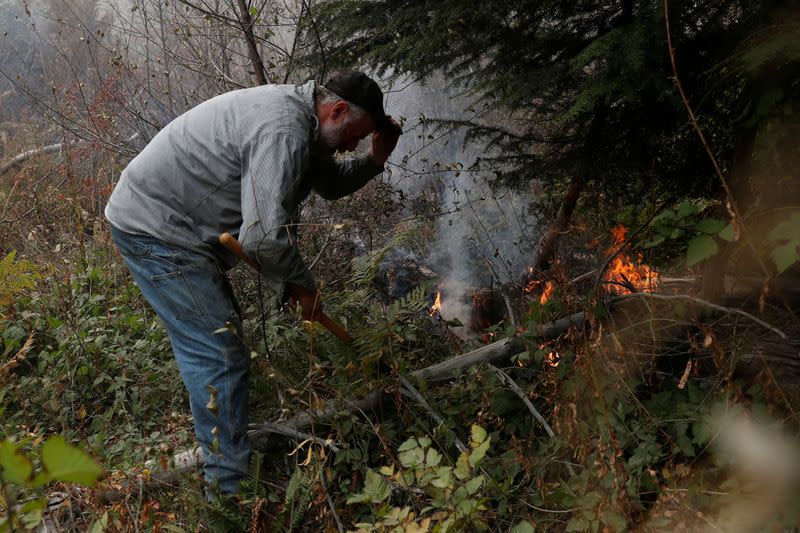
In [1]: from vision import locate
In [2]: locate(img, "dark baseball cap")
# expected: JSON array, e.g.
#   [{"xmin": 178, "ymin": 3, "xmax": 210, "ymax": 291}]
[{"xmin": 324, "ymin": 71, "xmax": 391, "ymax": 132}]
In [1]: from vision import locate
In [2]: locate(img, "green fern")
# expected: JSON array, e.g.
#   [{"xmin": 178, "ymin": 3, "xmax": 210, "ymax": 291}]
[
  {"xmin": 272, "ymin": 464, "xmax": 318, "ymax": 533},
  {"xmin": 244, "ymin": 451, "xmax": 267, "ymax": 499},
  {"xmin": 0, "ymin": 250, "xmax": 40, "ymax": 307}
]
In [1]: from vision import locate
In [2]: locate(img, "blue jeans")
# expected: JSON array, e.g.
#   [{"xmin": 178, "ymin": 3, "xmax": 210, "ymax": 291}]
[{"xmin": 109, "ymin": 224, "xmax": 250, "ymax": 495}]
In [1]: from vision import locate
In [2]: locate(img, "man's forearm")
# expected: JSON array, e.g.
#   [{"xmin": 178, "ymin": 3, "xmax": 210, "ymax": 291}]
[{"xmin": 310, "ymin": 153, "xmax": 384, "ymax": 200}]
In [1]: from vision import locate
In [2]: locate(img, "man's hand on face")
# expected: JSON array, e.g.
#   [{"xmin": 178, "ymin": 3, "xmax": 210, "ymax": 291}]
[
  {"xmin": 369, "ymin": 116, "xmax": 402, "ymax": 166},
  {"xmin": 286, "ymin": 282, "xmax": 322, "ymax": 321}
]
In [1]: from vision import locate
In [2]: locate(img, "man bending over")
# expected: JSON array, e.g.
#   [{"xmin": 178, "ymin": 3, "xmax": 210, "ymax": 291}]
[{"xmin": 105, "ymin": 71, "xmax": 401, "ymax": 495}]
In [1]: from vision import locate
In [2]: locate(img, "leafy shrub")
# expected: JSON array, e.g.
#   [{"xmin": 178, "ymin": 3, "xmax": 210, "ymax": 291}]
[{"xmin": 0, "ymin": 435, "xmax": 103, "ymax": 531}]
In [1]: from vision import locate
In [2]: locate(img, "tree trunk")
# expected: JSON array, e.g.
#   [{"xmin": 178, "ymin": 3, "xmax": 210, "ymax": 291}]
[
  {"xmin": 532, "ymin": 176, "xmax": 584, "ymax": 273},
  {"xmin": 236, "ymin": 0, "xmax": 268, "ymax": 86}
]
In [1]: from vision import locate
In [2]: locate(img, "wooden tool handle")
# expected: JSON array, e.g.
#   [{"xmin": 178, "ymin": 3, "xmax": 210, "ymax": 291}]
[
  {"xmin": 219, "ymin": 232, "xmax": 258, "ymax": 269},
  {"xmin": 318, "ymin": 314, "xmax": 353, "ymax": 344},
  {"xmin": 219, "ymin": 232, "xmax": 353, "ymax": 344}
]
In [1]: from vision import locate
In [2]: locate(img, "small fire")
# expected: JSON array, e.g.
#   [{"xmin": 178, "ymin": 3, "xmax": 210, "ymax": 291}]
[
  {"xmin": 430, "ymin": 286, "xmax": 443, "ymax": 316},
  {"xmin": 539, "ymin": 281, "xmax": 554, "ymax": 305},
  {"xmin": 524, "ymin": 277, "xmax": 555, "ymax": 305},
  {"xmin": 603, "ymin": 225, "xmax": 660, "ymax": 295},
  {"xmin": 544, "ymin": 351, "xmax": 560, "ymax": 367}
]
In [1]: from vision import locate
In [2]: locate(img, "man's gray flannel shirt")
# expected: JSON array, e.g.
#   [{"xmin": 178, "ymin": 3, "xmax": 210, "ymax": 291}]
[{"xmin": 105, "ymin": 81, "xmax": 383, "ymax": 299}]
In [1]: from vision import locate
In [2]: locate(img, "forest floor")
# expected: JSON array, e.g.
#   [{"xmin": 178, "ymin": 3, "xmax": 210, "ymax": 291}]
[{"xmin": 2, "ymin": 165, "xmax": 799, "ymax": 533}]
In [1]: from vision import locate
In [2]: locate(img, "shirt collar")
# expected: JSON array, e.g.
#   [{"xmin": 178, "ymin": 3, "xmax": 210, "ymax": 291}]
[{"xmin": 299, "ymin": 80, "xmax": 320, "ymax": 142}]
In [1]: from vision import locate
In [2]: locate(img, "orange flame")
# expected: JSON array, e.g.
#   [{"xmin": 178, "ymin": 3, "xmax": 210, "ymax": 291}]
[
  {"xmin": 524, "ymin": 278, "xmax": 555, "ymax": 304},
  {"xmin": 544, "ymin": 350, "xmax": 560, "ymax": 367},
  {"xmin": 603, "ymin": 225, "xmax": 660, "ymax": 294},
  {"xmin": 430, "ymin": 286, "xmax": 442, "ymax": 316},
  {"xmin": 539, "ymin": 281, "xmax": 554, "ymax": 305}
]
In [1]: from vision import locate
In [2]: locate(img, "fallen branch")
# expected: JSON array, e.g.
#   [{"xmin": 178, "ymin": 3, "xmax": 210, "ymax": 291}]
[
  {"xmin": 0, "ymin": 141, "xmax": 74, "ymax": 176},
  {"xmin": 318, "ymin": 468, "xmax": 345, "ymax": 533},
  {"xmin": 0, "ymin": 133, "xmax": 140, "ymax": 177},
  {"xmin": 100, "ymin": 312, "xmax": 585, "ymax": 503},
  {"xmin": 247, "ymin": 421, "xmax": 342, "ymax": 453}
]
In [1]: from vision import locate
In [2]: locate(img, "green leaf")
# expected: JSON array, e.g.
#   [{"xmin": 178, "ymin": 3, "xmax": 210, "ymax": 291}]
[
  {"xmin": 468, "ymin": 438, "xmax": 490, "ymax": 467},
  {"xmin": 676, "ymin": 433, "xmax": 696, "ymax": 458},
  {"xmin": 694, "ymin": 218, "xmax": 727, "ymax": 235},
  {"xmin": 692, "ymin": 418, "xmax": 713, "ymax": 446},
  {"xmin": 718, "ymin": 224, "xmax": 736, "ymax": 242},
  {"xmin": 509, "ymin": 521, "xmax": 535, "ymax": 533},
  {"xmin": 399, "ymin": 446, "xmax": 425, "ymax": 468},
  {"xmin": 361, "ymin": 469, "xmax": 391, "ymax": 503},
  {"xmin": 19, "ymin": 498, "xmax": 46, "ymax": 529},
  {"xmin": 345, "ymin": 492, "xmax": 372, "ymax": 504},
  {"xmin": 464, "ymin": 474, "xmax": 484, "ymax": 495},
  {"xmin": 88, "ymin": 511, "xmax": 110, "ymax": 533},
  {"xmin": 397, "ymin": 437, "xmax": 418, "ymax": 452},
  {"xmin": 640, "ymin": 235, "xmax": 666, "ymax": 248},
  {"xmin": 40, "ymin": 435, "xmax": 104, "ymax": 487},
  {"xmin": 470, "ymin": 424, "xmax": 487, "ymax": 447},
  {"xmin": 430, "ymin": 467, "xmax": 452, "ymax": 488},
  {"xmin": 451, "ymin": 485, "xmax": 468, "ymax": 505},
  {"xmin": 425, "ymin": 447, "xmax": 442, "ymax": 467},
  {"xmin": 686, "ymin": 235, "xmax": 719, "ymax": 266},
  {"xmin": 676, "ymin": 200, "xmax": 699, "ymax": 218},
  {"xmin": 0, "ymin": 439, "xmax": 33, "ymax": 485},
  {"xmin": 602, "ymin": 511, "xmax": 627, "ymax": 531},
  {"xmin": 771, "ymin": 242, "xmax": 799, "ymax": 274},
  {"xmin": 454, "ymin": 452, "xmax": 471, "ymax": 480}
]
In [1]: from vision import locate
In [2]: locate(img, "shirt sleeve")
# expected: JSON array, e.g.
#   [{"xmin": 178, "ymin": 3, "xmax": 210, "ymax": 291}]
[
  {"xmin": 238, "ymin": 132, "xmax": 316, "ymax": 301},
  {"xmin": 309, "ymin": 153, "xmax": 385, "ymax": 200}
]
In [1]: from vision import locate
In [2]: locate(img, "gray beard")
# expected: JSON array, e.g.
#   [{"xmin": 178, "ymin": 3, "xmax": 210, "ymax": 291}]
[{"xmin": 318, "ymin": 119, "xmax": 350, "ymax": 152}]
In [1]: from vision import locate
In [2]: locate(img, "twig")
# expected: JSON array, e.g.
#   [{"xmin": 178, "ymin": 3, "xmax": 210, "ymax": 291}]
[
  {"xmin": 307, "ymin": 233, "xmax": 334, "ymax": 271},
  {"xmin": 664, "ymin": 0, "xmax": 787, "ymax": 306},
  {"xmin": 318, "ymin": 469, "xmax": 345, "ymax": 533},
  {"xmin": 664, "ymin": 0, "xmax": 736, "ymax": 216},
  {"xmin": 398, "ymin": 374, "xmax": 468, "ymax": 453},
  {"xmin": 609, "ymin": 293, "xmax": 788, "ymax": 339},
  {"xmin": 486, "ymin": 364, "xmax": 576, "ymax": 476},
  {"xmin": 567, "ymin": 269, "xmax": 598, "ymax": 286},
  {"xmin": 300, "ymin": 0, "xmax": 327, "ymax": 81},
  {"xmin": 247, "ymin": 421, "xmax": 342, "ymax": 453},
  {"xmin": 482, "ymin": 257, "xmax": 518, "ymax": 328}
]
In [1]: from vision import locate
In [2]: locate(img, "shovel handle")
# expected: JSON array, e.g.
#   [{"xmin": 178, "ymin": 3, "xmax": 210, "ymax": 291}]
[{"xmin": 219, "ymin": 232, "xmax": 353, "ymax": 344}]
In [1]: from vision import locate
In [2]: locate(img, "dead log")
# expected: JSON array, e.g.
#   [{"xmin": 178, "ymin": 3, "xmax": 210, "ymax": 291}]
[{"xmin": 251, "ymin": 310, "xmax": 585, "ymax": 442}]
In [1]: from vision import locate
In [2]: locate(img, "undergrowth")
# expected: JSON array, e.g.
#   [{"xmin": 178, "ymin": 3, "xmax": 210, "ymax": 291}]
[{"xmin": 1, "ymin": 222, "xmax": 798, "ymax": 532}]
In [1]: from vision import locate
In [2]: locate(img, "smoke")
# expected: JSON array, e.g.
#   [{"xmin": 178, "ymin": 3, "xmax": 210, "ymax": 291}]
[{"xmin": 378, "ymin": 74, "xmax": 540, "ymax": 328}]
